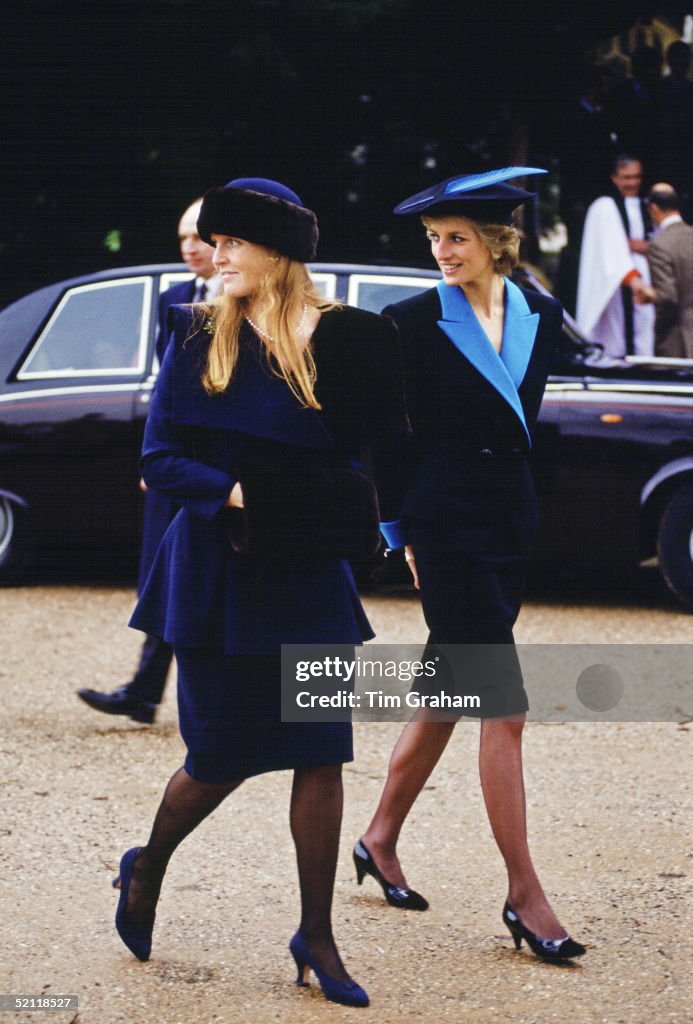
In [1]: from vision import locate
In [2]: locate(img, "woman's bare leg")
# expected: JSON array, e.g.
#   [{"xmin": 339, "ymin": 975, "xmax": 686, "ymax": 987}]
[
  {"xmin": 479, "ymin": 717, "xmax": 566, "ymax": 939},
  {"xmin": 361, "ymin": 713, "xmax": 456, "ymax": 887}
]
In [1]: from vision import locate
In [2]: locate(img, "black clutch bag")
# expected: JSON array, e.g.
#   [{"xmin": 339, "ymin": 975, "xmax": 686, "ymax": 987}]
[{"xmin": 226, "ymin": 461, "xmax": 381, "ymax": 561}]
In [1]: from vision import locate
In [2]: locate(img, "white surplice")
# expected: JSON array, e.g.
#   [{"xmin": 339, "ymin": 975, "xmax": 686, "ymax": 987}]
[{"xmin": 576, "ymin": 195, "xmax": 654, "ymax": 357}]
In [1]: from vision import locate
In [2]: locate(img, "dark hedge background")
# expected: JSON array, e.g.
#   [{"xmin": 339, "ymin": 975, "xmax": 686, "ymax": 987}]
[{"xmin": 0, "ymin": 1, "xmax": 687, "ymax": 305}]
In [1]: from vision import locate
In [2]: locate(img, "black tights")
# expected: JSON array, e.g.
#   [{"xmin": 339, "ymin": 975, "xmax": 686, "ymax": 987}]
[{"xmin": 125, "ymin": 763, "xmax": 349, "ymax": 979}]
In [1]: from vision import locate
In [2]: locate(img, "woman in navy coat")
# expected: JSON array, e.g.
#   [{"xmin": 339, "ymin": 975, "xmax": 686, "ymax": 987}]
[
  {"xmin": 354, "ymin": 170, "xmax": 586, "ymax": 961},
  {"xmin": 113, "ymin": 178, "xmax": 409, "ymax": 1008}
]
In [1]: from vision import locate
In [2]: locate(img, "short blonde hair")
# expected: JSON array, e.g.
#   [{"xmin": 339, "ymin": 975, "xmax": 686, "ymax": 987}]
[
  {"xmin": 422, "ymin": 215, "xmax": 521, "ymax": 276},
  {"xmin": 472, "ymin": 221, "xmax": 521, "ymax": 276}
]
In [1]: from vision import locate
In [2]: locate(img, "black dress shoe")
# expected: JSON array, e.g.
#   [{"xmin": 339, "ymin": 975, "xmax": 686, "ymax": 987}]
[
  {"xmin": 77, "ymin": 686, "xmax": 157, "ymax": 724},
  {"xmin": 353, "ymin": 838, "xmax": 429, "ymax": 911},
  {"xmin": 502, "ymin": 902, "xmax": 586, "ymax": 961}
]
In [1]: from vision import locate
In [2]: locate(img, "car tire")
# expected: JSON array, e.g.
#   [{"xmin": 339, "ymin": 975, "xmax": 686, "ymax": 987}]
[
  {"xmin": 0, "ymin": 497, "xmax": 29, "ymax": 580},
  {"xmin": 657, "ymin": 482, "xmax": 693, "ymax": 610}
]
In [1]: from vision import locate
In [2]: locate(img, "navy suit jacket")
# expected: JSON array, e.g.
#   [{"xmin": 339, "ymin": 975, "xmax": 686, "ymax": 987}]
[
  {"xmin": 137, "ymin": 278, "xmax": 196, "ymax": 593},
  {"xmin": 383, "ymin": 279, "xmax": 562, "ymax": 560},
  {"xmin": 155, "ymin": 278, "xmax": 196, "ymax": 363}
]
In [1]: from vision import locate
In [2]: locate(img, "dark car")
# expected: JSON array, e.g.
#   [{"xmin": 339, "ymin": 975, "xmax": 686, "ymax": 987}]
[{"xmin": 1, "ymin": 263, "xmax": 692, "ymax": 607}]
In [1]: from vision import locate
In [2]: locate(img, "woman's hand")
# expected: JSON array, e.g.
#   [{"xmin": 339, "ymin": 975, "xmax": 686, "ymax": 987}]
[
  {"xmin": 404, "ymin": 544, "xmax": 419, "ymax": 589},
  {"xmin": 226, "ymin": 482, "xmax": 244, "ymax": 508}
]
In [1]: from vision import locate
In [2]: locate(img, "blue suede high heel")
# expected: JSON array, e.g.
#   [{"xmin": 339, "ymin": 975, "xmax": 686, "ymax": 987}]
[
  {"xmin": 114, "ymin": 847, "xmax": 153, "ymax": 962},
  {"xmin": 289, "ymin": 930, "xmax": 369, "ymax": 1008}
]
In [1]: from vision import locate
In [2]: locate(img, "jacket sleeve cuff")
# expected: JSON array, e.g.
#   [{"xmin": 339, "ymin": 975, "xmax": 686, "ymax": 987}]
[
  {"xmin": 380, "ymin": 519, "xmax": 408, "ymax": 550},
  {"xmin": 140, "ymin": 454, "xmax": 235, "ymax": 522}
]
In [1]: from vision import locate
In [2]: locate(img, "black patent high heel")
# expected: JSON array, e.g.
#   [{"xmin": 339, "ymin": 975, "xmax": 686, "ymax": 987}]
[
  {"xmin": 502, "ymin": 902, "xmax": 586, "ymax": 961},
  {"xmin": 353, "ymin": 838, "xmax": 429, "ymax": 911}
]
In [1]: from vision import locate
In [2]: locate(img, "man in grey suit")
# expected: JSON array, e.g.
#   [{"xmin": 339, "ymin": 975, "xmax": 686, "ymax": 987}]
[{"xmin": 647, "ymin": 184, "xmax": 693, "ymax": 358}]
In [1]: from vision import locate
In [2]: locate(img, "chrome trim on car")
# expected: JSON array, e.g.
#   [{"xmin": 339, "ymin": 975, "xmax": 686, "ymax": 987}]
[
  {"xmin": 641, "ymin": 458, "xmax": 693, "ymax": 505},
  {"xmin": 0, "ymin": 488, "xmax": 28, "ymax": 509},
  {"xmin": 587, "ymin": 383, "xmax": 693, "ymax": 396},
  {"xmin": 0, "ymin": 498, "xmax": 14, "ymax": 560},
  {"xmin": 0, "ymin": 383, "xmax": 141, "ymax": 403}
]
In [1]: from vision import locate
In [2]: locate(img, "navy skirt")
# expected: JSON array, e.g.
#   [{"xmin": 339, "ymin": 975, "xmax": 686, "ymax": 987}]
[
  {"xmin": 175, "ymin": 648, "xmax": 353, "ymax": 782},
  {"xmin": 409, "ymin": 518, "xmax": 530, "ymax": 719}
]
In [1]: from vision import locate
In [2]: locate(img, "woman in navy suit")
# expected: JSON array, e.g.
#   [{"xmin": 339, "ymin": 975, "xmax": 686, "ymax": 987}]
[
  {"xmin": 354, "ymin": 170, "xmax": 586, "ymax": 961},
  {"xmin": 113, "ymin": 178, "xmax": 409, "ymax": 1007}
]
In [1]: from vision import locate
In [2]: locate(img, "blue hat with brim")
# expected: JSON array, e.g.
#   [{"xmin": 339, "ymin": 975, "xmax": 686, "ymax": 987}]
[{"xmin": 394, "ymin": 166, "xmax": 548, "ymax": 225}]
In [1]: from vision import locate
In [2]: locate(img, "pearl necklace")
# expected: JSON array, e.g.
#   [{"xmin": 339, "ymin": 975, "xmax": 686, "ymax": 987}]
[{"xmin": 245, "ymin": 303, "xmax": 308, "ymax": 342}]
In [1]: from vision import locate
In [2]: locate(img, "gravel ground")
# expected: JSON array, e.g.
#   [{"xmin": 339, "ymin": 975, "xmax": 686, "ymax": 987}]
[{"xmin": 0, "ymin": 575, "xmax": 691, "ymax": 1024}]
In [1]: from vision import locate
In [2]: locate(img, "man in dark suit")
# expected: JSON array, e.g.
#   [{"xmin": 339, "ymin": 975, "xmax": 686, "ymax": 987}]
[
  {"xmin": 77, "ymin": 199, "xmax": 219, "ymax": 723},
  {"xmin": 647, "ymin": 184, "xmax": 693, "ymax": 359},
  {"xmin": 156, "ymin": 198, "xmax": 221, "ymax": 355}
]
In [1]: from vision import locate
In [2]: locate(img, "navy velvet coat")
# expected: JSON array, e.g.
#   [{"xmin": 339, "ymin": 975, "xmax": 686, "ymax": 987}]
[
  {"xmin": 130, "ymin": 303, "xmax": 410, "ymax": 653},
  {"xmin": 137, "ymin": 279, "xmax": 197, "ymax": 593},
  {"xmin": 383, "ymin": 279, "xmax": 562, "ymax": 561}
]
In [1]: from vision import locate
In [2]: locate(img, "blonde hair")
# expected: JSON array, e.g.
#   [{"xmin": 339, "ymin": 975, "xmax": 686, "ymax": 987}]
[
  {"xmin": 422, "ymin": 215, "xmax": 521, "ymax": 276},
  {"xmin": 472, "ymin": 221, "xmax": 521, "ymax": 276},
  {"xmin": 197, "ymin": 257, "xmax": 338, "ymax": 409}
]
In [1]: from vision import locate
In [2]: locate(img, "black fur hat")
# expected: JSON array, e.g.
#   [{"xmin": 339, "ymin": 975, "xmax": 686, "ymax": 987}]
[{"xmin": 197, "ymin": 177, "xmax": 318, "ymax": 262}]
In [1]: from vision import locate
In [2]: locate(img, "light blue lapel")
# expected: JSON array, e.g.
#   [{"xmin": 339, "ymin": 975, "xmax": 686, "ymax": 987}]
[
  {"xmin": 436, "ymin": 278, "xmax": 539, "ymax": 444},
  {"xmin": 501, "ymin": 278, "xmax": 540, "ymax": 390}
]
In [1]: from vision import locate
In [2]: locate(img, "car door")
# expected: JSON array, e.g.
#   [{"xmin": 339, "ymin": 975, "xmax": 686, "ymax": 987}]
[
  {"xmin": 530, "ymin": 370, "xmax": 588, "ymax": 568},
  {"xmin": 532, "ymin": 357, "xmax": 693, "ymax": 573},
  {"xmin": 5, "ymin": 275, "xmax": 155, "ymax": 562}
]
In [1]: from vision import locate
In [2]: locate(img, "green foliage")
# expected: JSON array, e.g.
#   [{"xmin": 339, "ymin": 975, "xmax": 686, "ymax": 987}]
[{"xmin": 103, "ymin": 230, "xmax": 122, "ymax": 254}]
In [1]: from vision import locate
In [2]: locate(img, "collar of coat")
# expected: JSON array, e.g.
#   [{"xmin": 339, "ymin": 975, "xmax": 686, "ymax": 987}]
[{"xmin": 436, "ymin": 277, "xmax": 539, "ymax": 444}]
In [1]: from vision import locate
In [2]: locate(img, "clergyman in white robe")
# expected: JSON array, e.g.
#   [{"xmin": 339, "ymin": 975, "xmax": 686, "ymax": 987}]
[{"xmin": 576, "ymin": 195, "xmax": 655, "ymax": 357}]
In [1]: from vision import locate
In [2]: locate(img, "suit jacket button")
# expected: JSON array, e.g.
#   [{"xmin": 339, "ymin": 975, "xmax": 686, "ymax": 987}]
[
  {"xmin": 480, "ymin": 448, "xmax": 493, "ymax": 456},
  {"xmin": 512, "ymin": 448, "xmax": 522, "ymax": 455}
]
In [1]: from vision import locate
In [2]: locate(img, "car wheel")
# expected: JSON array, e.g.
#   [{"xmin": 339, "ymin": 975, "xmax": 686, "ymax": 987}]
[
  {"xmin": 0, "ymin": 497, "xmax": 28, "ymax": 579},
  {"xmin": 657, "ymin": 482, "xmax": 693, "ymax": 610}
]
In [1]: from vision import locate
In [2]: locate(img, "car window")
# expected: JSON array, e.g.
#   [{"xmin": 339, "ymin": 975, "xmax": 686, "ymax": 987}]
[
  {"xmin": 160, "ymin": 272, "xmax": 194, "ymax": 294},
  {"xmin": 18, "ymin": 278, "xmax": 152, "ymax": 378},
  {"xmin": 308, "ymin": 273, "xmax": 337, "ymax": 300},
  {"xmin": 346, "ymin": 274, "xmax": 438, "ymax": 312}
]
